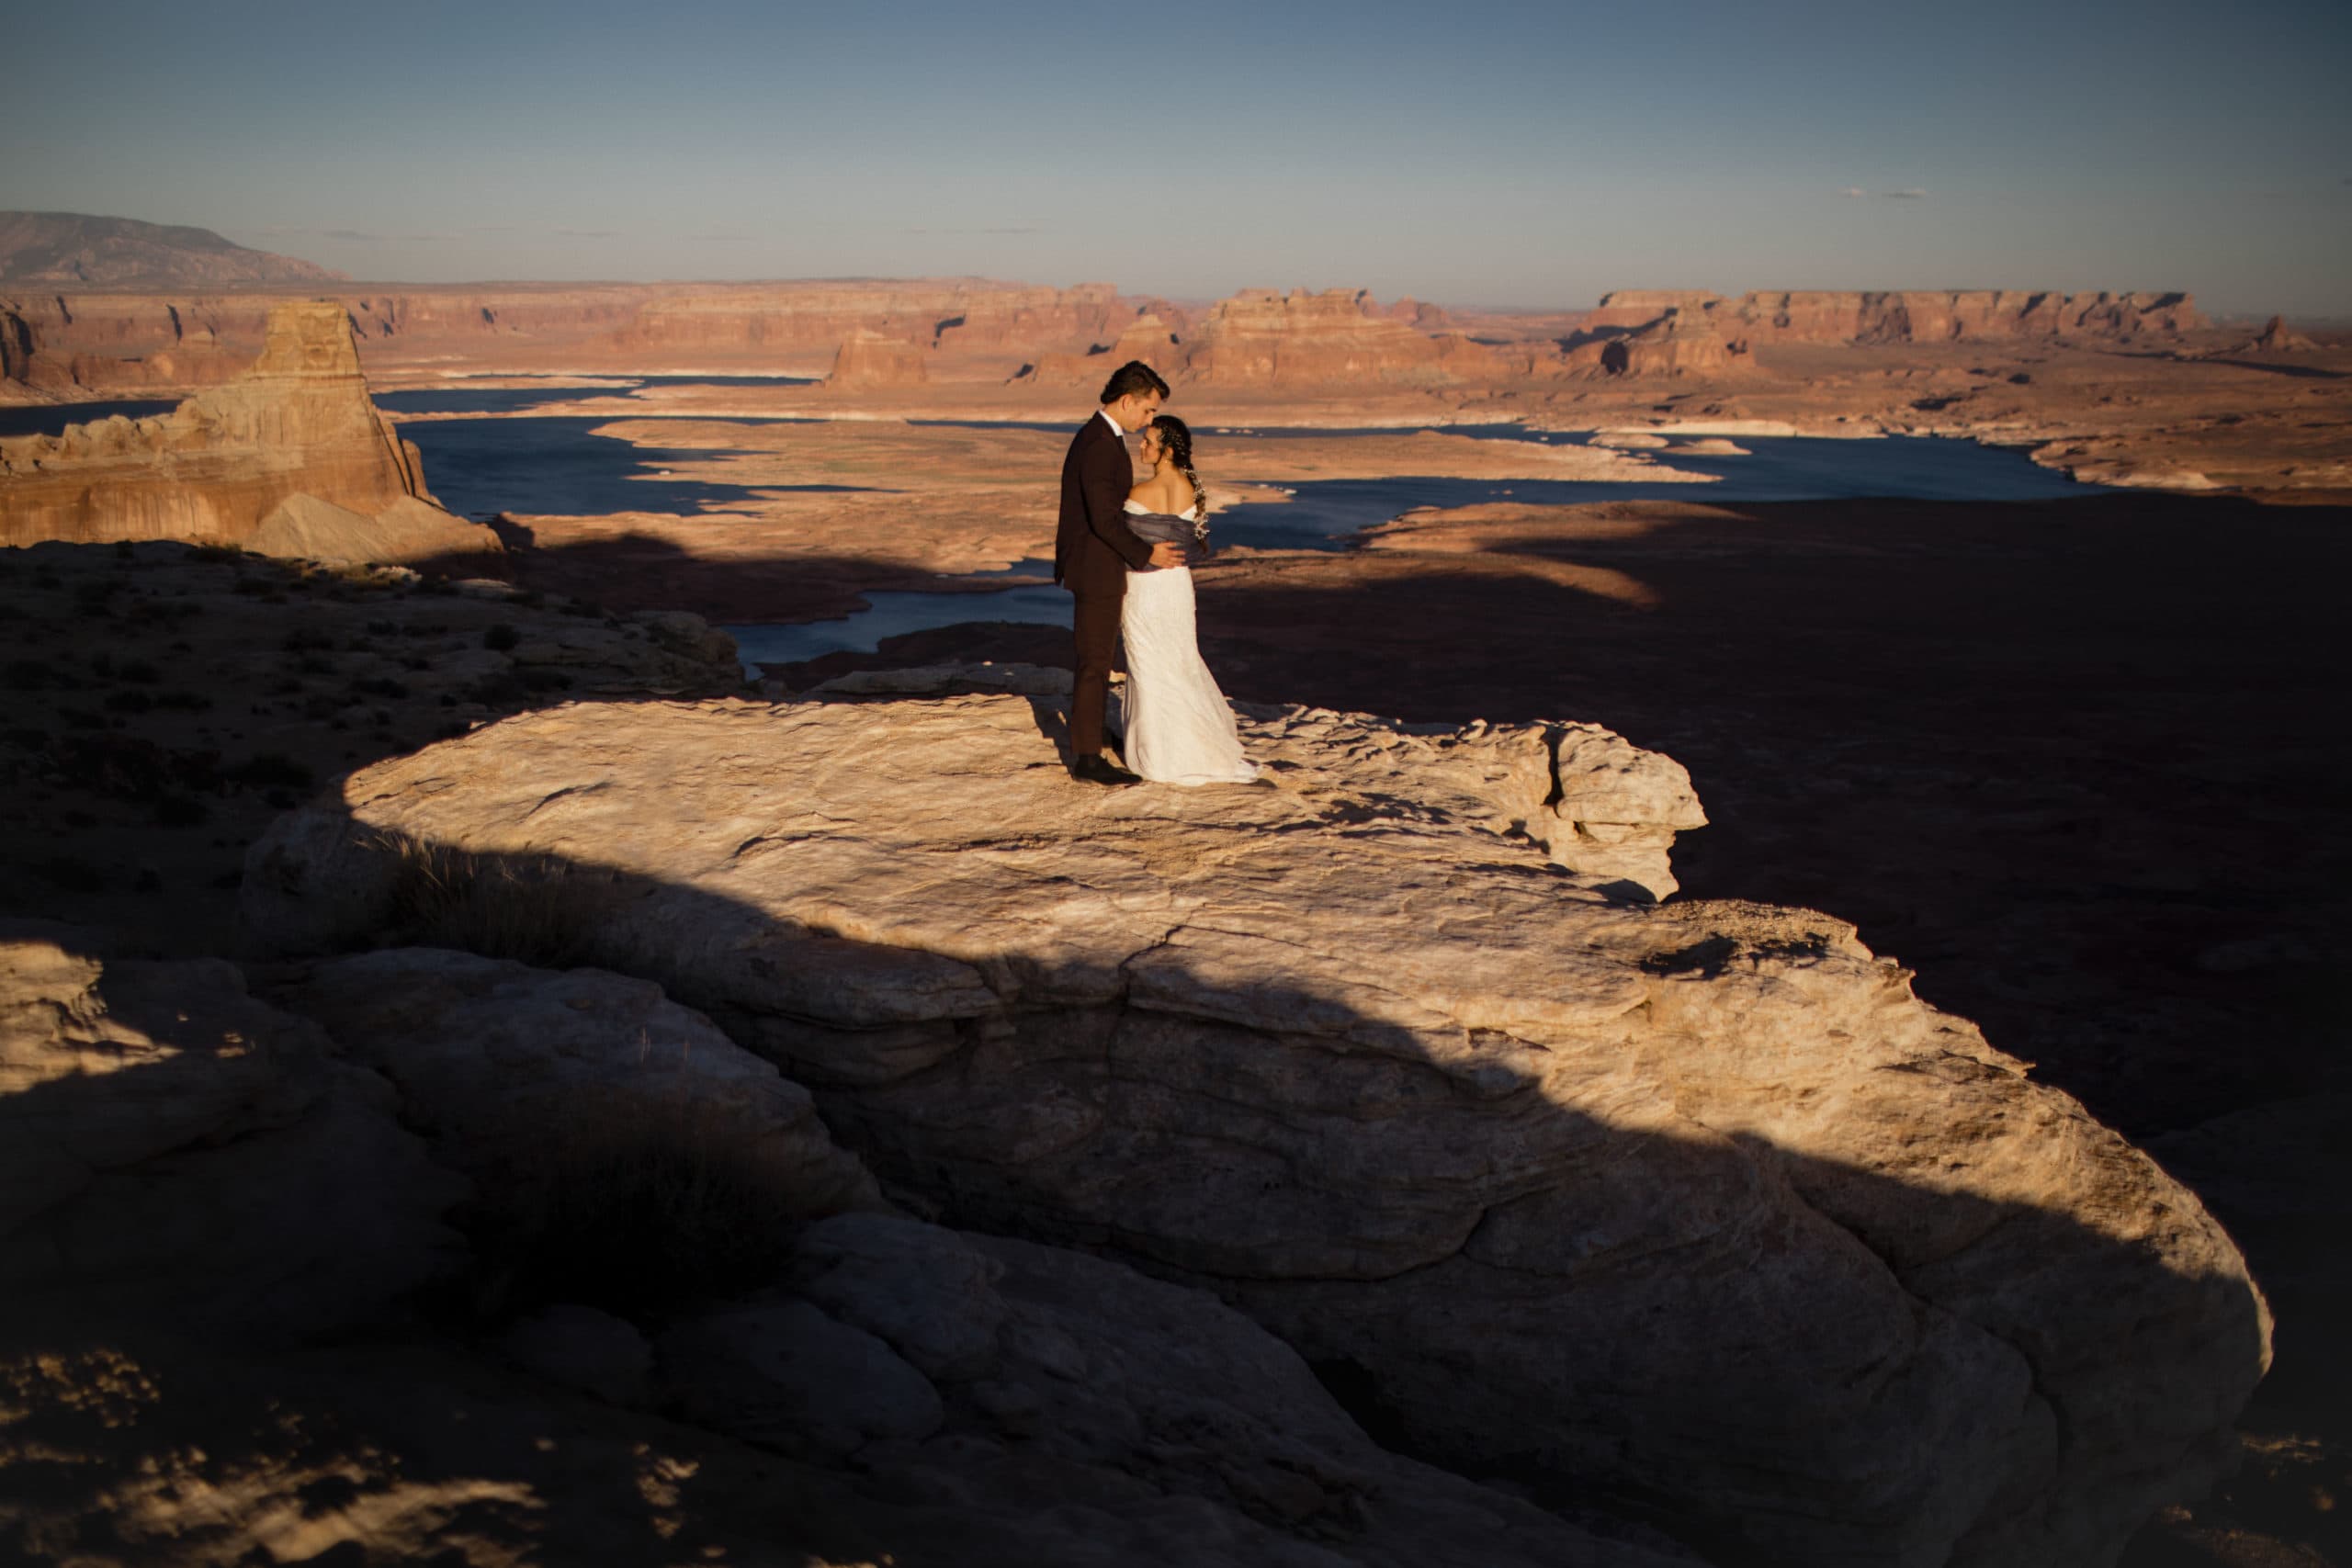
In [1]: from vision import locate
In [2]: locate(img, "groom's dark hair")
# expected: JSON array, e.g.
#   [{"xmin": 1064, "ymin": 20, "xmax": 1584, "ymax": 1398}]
[{"xmin": 1100, "ymin": 360, "xmax": 1170, "ymax": 404}]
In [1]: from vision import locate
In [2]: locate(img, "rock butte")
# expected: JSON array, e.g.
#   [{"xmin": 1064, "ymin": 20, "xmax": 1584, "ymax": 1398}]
[
  {"xmin": 0, "ymin": 299, "xmax": 496, "ymax": 563},
  {"xmin": 239, "ymin": 678, "xmax": 2270, "ymax": 1568}
]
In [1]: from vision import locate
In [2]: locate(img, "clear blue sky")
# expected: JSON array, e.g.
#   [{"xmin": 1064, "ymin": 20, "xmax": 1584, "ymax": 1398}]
[{"xmin": 6, "ymin": 0, "xmax": 2347, "ymax": 315}]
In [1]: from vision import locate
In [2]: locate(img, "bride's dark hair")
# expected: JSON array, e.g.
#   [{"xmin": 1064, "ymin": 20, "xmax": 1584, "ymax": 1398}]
[{"xmin": 1149, "ymin": 414, "xmax": 1210, "ymax": 541}]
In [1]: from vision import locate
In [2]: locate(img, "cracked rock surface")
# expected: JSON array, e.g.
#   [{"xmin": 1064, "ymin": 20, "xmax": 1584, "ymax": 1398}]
[{"xmin": 243, "ymin": 688, "xmax": 2270, "ymax": 1566}]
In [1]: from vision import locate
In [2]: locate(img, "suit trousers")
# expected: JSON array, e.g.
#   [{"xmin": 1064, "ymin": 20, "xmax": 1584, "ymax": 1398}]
[{"xmin": 1069, "ymin": 578, "xmax": 1124, "ymax": 760}]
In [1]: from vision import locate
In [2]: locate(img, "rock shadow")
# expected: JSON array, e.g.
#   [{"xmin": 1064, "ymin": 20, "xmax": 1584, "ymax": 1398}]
[{"xmin": 196, "ymin": 779, "xmax": 2273, "ymax": 1565}]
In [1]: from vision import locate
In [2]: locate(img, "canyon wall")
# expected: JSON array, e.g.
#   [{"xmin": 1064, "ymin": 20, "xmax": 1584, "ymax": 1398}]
[
  {"xmin": 1179, "ymin": 287, "xmax": 1498, "ymax": 387},
  {"xmin": 1591, "ymin": 288, "xmax": 2208, "ymax": 344},
  {"xmin": 0, "ymin": 280, "xmax": 1158, "ymax": 396}
]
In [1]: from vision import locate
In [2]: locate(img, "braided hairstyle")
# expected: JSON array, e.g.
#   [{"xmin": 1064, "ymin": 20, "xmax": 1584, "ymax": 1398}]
[{"xmin": 1149, "ymin": 414, "xmax": 1210, "ymax": 543}]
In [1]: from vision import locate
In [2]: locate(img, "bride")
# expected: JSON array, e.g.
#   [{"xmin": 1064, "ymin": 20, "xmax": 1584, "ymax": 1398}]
[{"xmin": 1114, "ymin": 415, "xmax": 1260, "ymax": 785}]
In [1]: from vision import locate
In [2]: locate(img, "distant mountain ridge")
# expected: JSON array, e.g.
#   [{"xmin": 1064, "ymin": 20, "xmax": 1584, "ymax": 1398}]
[{"xmin": 0, "ymin": 211, "xmax": 345, "ymax": 288}]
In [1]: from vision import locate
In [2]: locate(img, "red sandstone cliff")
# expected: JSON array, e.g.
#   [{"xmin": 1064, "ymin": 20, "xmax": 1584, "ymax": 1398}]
[
  {"xmin": 1591, "ymin": 288, "xmax": 2208, "ymax": 344},
  {"xmin": 0, "ymin": 300, "xmax": 492, "ymax": 561},
  {"xmin": 1179, "ymin": 288, "xmax": 1497, "ymax": 388},
  {"xmin": 0, "ymin": 279, "xmax": 1164, "ymax": 396},
  {"xmin": 1564, "ymin": 307, "xmax": 1756, "ymax": 378},
  {"xmin": 824, "ymin": 328, "xmax": 931, "ymax": 389}
]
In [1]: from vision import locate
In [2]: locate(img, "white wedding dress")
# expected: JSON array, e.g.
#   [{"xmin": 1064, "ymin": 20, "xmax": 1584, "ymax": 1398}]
[{"xmin": 1113, "ymin": 501, "xmax": 1259, "ymax": 785}]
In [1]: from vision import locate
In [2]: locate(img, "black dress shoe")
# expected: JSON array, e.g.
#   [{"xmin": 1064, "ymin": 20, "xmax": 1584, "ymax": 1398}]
[{"xmin": 1071, "ymin": 754, "xmax": 1142, "ymax": 786}]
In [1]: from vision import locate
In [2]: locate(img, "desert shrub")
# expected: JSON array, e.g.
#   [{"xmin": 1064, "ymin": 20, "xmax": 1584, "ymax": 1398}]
[
  {"xmin": 281, "ymin": 627, "xmax": 336, "ymax": 653},
  {"xmin": 351, "ymin": 675, "xmax": 410, "ymax": 700},
  {"xmin": 229, "ymin": 752, "xmax": 314, "ymax": 792},
  {"xmin": 464, "ymin": 671, "xmax": 527, "ymax": 705},
  {"xmin": 152, "ymin": 690, "xmax": 211, "ymax": 712},
  {"xmin": 366, "ymin": 619, "xmax": 398, "ymax": 636},
  {"xmin": 187, "ymin": 544, "xmax": 243, "ymax": 564},
  {"xmin": 517, "ymin": 668, "xmax": 571, "ymax": 693},
  {"xmin": 377, "ymin": 837, "xmax": 627, "ymax": 973},
  {"xmin": 482, "ymin": 623, "xmax": 519, "ymax": 652},
  {"xmin": 102, "ymin": 689, "xmax": 153, "ymax": 714},
  {"xmin": 469, "ymin": 1089, "xmax": 803, "ymax": 1313}
]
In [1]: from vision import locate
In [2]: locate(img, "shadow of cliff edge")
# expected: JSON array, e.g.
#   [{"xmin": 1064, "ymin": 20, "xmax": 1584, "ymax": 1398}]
[{"xmin": 99, "ymin": 763, "xmax": 2267, "ymax": 1567}]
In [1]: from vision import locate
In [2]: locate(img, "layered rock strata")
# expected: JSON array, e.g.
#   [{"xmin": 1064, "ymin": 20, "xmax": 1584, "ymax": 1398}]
[
  {"xmin": 0, "ymin": 299, "xmax": 494, "ymax": 560},
  {"xmin": 1566, "ymin": 307, "xmax": 1755, "ymax": 378},
  {"xmin": 1590, "ymin": 288, "xmax": 2208, "ymax": 344},
  {"xmin": 1180, "ymin": 288, "xmax": 1497, "ymax": 387},
  {"xmin": 824, "ymin": 327, "xmax": 931, "ymax": 389},
  {"xmin": 243, "ymin": 684, "xmax": 2270, "ymax": 1567}
]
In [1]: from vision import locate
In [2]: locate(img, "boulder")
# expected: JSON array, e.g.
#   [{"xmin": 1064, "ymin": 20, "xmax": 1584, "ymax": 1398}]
[
  {"xmin": 248, "ymin": 491, "xmax": 502, "ymax": 565},
  {"xmin": 278, "ymin": 948, "xmax": 883, "ymax": 1223},
  {"xmin": 734, "ymin": 1212, "xmax": 1693, "ymax": 1563},
  {"xmin": 240, "ymin": 691, "xmax": 2269, "ymax": 1566},
  {"xmin": 499, "ymin": 1302, "xmax": 655, "ymax": 1405}
]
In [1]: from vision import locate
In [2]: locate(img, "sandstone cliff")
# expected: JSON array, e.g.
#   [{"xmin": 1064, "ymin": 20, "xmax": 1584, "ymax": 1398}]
[
  {"xmin": 1567, "ymin": 306, "xmax": 1757, "ymax": 378},
  {"xmin": 1179, "ymin": 288, "xmax": 1497, "ymax": 387},
  {"xmin": 243, "ymin": 680, "xmax": 2269, "ymax": 1568},
  {"xmin": 824, "ymin": 327, "xmax": 931, "ymax": 389},
  {"xmin": 0, "ymin": 299, "xmax": 494, "ymax": 561},
  {"xmin": 1592, "ymin": 288, "xmax": 2208, "ymax": 345}
]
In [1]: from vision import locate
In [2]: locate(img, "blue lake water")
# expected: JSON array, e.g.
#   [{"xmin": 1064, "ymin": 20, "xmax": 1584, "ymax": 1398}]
[
  {"xmin": 378, "ymin": 396, "xmax": 2105, "ymax": 667},
  {"xmin": 395, "ymin": 415, "xmax": 876, "ymax": 518}
]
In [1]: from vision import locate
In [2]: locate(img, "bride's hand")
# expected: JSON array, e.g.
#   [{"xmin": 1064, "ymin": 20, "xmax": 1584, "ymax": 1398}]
[{"xmin": 1147, "ymin": 542, "xmax": 1187, "ymax": 570}]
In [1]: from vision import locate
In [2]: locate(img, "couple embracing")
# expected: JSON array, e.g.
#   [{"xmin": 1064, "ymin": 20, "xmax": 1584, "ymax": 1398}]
[{"xmin": 1053, "ymin": 360, "xmax": 1260, "ymax": 788}]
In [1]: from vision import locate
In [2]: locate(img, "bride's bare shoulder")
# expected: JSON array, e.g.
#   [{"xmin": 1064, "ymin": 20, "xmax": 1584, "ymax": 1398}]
[{"xmin": 1126, "ymin": 474, "xmax": 1180, "ymax": 509}]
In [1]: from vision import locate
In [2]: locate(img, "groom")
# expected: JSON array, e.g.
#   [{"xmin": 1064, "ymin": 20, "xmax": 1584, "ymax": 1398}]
[{"xmin": 1056, "ymin": 359, "xmax": 1185, "ymax": 785}]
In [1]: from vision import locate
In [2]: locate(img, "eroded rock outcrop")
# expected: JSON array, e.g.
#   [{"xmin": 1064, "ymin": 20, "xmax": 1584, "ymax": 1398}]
[
  {"xmin": 1568, "ymin": 307, "xmax": 1755, "ymax": 378},
  {"xmin": 0, "ymin": 920, "xmax": 465, "ymax": 1336},
  {"xmin": 242, "ymin": 685, "xmax": 2269, "ymax": 1567},
  {"xmin": 1180, "ymin": 288, "xmax": 1495, "ymax": 387},
  {"xmin": 1589, "ymin": 288, "xmax": 2208, "ymax": 347},
  {"xmin": 0, "ymin": 300, "xmax": 496, "ymax": 561},
  {"xmin": 824, "ymin": 327, "xmax": 931, "ymax": 389}
]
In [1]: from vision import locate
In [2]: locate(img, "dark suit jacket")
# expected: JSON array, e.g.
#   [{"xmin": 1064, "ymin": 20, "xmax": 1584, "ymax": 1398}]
[{"xmin": 1055, "ymin": 412, "xmax": 1155, "ymax": 592}]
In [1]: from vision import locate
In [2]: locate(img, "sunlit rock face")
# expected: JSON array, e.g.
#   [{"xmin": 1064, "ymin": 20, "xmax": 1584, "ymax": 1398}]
[
  {"xmin": 824, "ymin": 327, "xmax": 932, "ymax": 389},
  {"xmin": 243, "ymin": 682, "xmax": 2269, "ymax": 1568},
  {"xmin": 1179, "ymin": 288, "xmax": 1496, "ymax": 388},
  {"xmin": 0, "ymin": 299, "xmax": 494, "ymax": 561},
  {"xmin": 1589, "ymin": 288, "xmax": 2209, "ymax": 345}
]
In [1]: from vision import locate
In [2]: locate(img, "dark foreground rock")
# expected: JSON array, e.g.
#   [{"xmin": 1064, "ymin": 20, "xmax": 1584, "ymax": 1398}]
[{"xmin": 240, "ymin": 683, "xmax": 2271, "ymax": 1567}]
